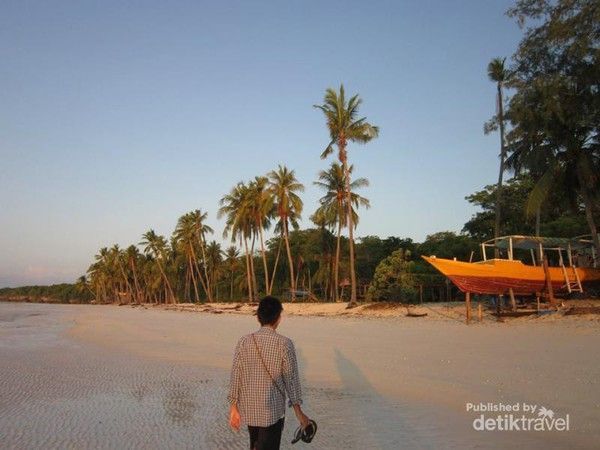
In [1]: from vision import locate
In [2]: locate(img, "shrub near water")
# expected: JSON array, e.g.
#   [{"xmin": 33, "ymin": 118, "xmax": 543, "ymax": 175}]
[{"xmin": 367, "ymin": 249, "xmax": 417, "ymax": 302}]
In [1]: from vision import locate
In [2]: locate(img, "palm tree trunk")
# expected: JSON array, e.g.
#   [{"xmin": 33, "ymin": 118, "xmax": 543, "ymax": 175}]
[
  {"xmin": 184, "ymin": 267, "xmax": 190, "ymax": 301},
  {"xmin": 250, "ymin": 234, "xmax": 259, "ymax": 298},
  {"xmin": 157, "ymin": 262, "xmax": 175, "ymax": 303},
  {"xmin": 189, "ymin": 252, "xmax": 200, "ymax": 302},
  {"xmin": 243, "ymin": 237, "xmax": 254, "ymax": 302},
  {"xmin": 283, "ymin": 219, "xmax": 295, "ymax": 301},
  {"xmin": 494, "ymin": 82, "xmax": 506, "ymax": 255},
  {"xmin": 341, "ymin": 145, "xmax": 358, "ymax": 304},
  {"xmin": 116, "ymin": 260, "xmax": 133, "ymax": 303},
  {"xmin": 199, "ymin": 235, "xmax": 213, "ymax": 302},
  {"xmin": 130, "ymin": 259, "xmax": 142, "ymax": 303},
  {"xmin": 334, "ymin": 215, "xmax": 342, "ymax": 302},
  {"xmin": 258, "ymin": 218, "xmax": 270, "ymax": 295},
  {"xmin": 190, "ymin": 244, "xmax": 209, "ymax": 302},
  {"xmin": 230, "ymin": 271, "xmax": 234, "ymax": 301},
  {"xmin": 269, "ymin": 236, "xmax": 283, "ymax": 295},
  {"xmin": 578, "ymin": 174, "xmax": 600, "ymax": 261}
]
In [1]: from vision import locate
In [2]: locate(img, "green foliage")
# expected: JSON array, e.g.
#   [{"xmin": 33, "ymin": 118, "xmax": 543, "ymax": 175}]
[
  {"xmin": 0, "ymin": 284, "xmax": 92, "ymax": 303},
  {"xmin": 505, "ymin": 0, "xmax": 600, "ymax": 254},
  {"xmin": 463, "ymin": 175, "xmax": 590, "ymax": 240},
  {"xmin": 356, "ymin": 236, "xmax": 415, "ymax": 282},
  {"xmin": 367, "ymin": 249, "xmax": 417, "ymax": 302},
  {"xmin": 416, "ymin": 232, "xmax": 478, "ymax": 261}
]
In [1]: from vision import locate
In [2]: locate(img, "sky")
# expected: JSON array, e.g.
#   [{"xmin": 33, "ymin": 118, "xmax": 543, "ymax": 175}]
[{"xmin": 0, "ymin": 0, "xmax": 524, "ymax": 287}]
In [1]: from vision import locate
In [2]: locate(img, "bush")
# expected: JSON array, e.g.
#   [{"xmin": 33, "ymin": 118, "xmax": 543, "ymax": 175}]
[{"xmin": 367, "ymin": 249, "xmax": 417, "ymax": 303}]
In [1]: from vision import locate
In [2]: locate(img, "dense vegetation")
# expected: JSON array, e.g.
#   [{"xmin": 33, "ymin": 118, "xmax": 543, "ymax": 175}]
[
  {"xmin": 2, "ymin": 0, "xmax": 598, "ymax": 305},
  {"xmin": 0, "ymin": 284, "xmax": 93, "ymax": 304}
]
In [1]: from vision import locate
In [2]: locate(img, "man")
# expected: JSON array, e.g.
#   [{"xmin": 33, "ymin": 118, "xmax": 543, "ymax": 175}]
[{"xmin": 228, "ymin": 296, "xmax": 310, "ymax": 450}]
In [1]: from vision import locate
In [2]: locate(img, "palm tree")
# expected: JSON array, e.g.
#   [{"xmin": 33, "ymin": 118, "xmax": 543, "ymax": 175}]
[
  {"xmin": 174, "ymin": 213, "xmax": 199, "ymax": 301},
  {"xmin": 314, "ymin": 162, "xmax": 370, "ymax": 301},
  {"xmin": 219, "ymin": 182, "xmax": 256, "ymax": 302},
  {"xmin": 248, "ymin": 176, "xmax": 274, "ymax": 295},
  {"xmin": 189, "ymin": 209, "xmax": 214, "ymax": 302},
  {"xmin": 268, "ymin": 165, "xmax": 304, "ymax": 301},
  {"xmin": 505, "ymin": 135, "xmax": 554, "ymax": 237},
  {"xmin": 224, "ymin": 246, "xmax": 240, "ymax": 300},
  {"xmin": 110, "ymin": 244, "xmax": 134, "ymax": 303},
  {"xmin": 140, "ymin": 230, "xmax": 176, "ymax": 303},
  {"xmin": 125, "ymin": 245, "xmax": 143, "ymax": 303},
  {"xmin": 75, "ymin": 275, "xmax": 94, "ymax": 299},
  {"xmin": 205, "ymin": 240, "xmax": 223, "ymax": 299},
  {"xmin": 505, "ymin": 74, "xmax": 600, "ymax": 257},
  {"xmin": 487, "ymin": 57, "xmax": 510, "ymax": 244},
  {"xmin": 89, "ymin": 247, "xmax": 115, "ymax": 302},
  {"xmin": 314, "ymin": 84, "xmax": 379, "ymax": 303}
]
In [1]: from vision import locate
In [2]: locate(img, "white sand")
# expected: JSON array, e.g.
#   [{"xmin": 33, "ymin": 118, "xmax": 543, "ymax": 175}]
[{"xmin": 1, "ymin": 302, "xmax": 599, "ymax": 449}]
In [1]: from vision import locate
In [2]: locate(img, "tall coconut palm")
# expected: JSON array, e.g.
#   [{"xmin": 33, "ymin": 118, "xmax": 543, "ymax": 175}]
[
  {"xmin": 125, "ymin": 245, "xmax": 143, "ymax": 303},
  {"xmin": 505, "ymin": 134, "xmax": 555, "ymax": 237},
  {"xmin": 75, "ymin": 275, "xmax": 95, "ymax": 299},
  {"xmin": 224, "ymin": 246, "xmax": 240, "ymax": 300},
  {"xmin": 189, "ymin": 209, "xmax": 214, "ymax": 302},
  {"xmin": 219, "ymin": 182, "xmax": 256, "ymax": 302},
  {"xmin": 248, "ymin": 176, "xmax": 274, "ymax": 295},
  {"xmin": 89, "ymin": 247, "xmax": 115, "ymax": 302},
  {"xmin": 140, "ymin": 230, "xmax": 176, "ymax": 303},
  {"xmin": 314, "ymin": 84, "xmax": 379, "ymax": 303},
  {"xmin": 205, "ymin": 240, "xmax": 223, "ymax": 299},
  {"xmin": 174, "ymin": 212, "xmax": 207, "ymax": 302},
  {"xmin": 268, "ymin": 165, "xmax": 304, "ymax": 301},
  {"xmin": 314, "ymin": 162, "xmax": 370, "ymax": 301},
  {"xmin": 110, "ymin": 244, "xmax": 134, "ymax": 303},
  {"xmin": 487, "ymin": 57, "xmax": 510, "ymax": 244}
]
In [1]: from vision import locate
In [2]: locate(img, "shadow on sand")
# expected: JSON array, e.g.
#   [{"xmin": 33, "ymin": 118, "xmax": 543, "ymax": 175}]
[{"xmin": 332, "ymin": 348, "xmax": 429, "ymax": 449}]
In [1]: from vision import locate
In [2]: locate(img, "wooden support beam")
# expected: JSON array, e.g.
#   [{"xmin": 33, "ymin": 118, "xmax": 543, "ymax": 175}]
[
  {"xmin": 466, "ymin": 292, "xmax": 471, "ymax": 325},
  {"xmin": 509, "ymin": 288, "xmax": 517, "ymax": 312},
  {"xmin": 542, "ymin": 255, "xmax": 557, "ymax": 307},
  {"xmin": 478, "ymin": 302, "xmax": 482, "ymax": 322}
]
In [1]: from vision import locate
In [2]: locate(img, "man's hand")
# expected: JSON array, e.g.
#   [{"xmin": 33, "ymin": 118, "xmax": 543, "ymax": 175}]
[
  {"xmin": 293, "ymin": 404, "xmax": 310, "ymax": 429},
  {"xmin": 229, "ymin": 404, "xmax": 241, "ymax": 431}
]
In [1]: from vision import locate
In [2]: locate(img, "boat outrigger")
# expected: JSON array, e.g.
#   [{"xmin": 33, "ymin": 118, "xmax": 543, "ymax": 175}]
[{"xmin": 423, "ymin": 235, "xmax": 600, "ymax": 297}]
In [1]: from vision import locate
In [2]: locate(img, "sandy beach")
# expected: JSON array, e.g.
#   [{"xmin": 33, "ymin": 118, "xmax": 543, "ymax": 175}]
[{"xmin": 1, "ymin": 302, "xmax": 599, "ymax": 449}]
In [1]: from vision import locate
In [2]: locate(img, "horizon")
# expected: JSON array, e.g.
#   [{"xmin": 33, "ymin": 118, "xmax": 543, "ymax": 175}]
[{"xmin": 1, "ymin": 0, "xmax": 522, "ymax": 287}]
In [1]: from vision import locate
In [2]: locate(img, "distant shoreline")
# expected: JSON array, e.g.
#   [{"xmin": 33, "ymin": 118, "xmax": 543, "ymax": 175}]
[{"xmin": 2, "ymin": 297, "xmax": 600, "ymax": 325}]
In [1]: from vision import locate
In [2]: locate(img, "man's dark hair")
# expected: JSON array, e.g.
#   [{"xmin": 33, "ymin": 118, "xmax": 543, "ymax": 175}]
[{"xmin": 257, "ymin": 296, "xmax": 283, "ymax": 326}]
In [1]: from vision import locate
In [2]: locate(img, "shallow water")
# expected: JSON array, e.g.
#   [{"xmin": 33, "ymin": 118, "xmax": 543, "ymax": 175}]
[{"xmin": 0, "ymin": 303, "xmax": 595, "ymax": 449}]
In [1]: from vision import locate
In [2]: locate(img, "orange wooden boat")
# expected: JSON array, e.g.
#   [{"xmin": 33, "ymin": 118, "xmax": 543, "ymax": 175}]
[{"xmin": 422, "ymin": 236, "xmax": 600, "ymax": 296}]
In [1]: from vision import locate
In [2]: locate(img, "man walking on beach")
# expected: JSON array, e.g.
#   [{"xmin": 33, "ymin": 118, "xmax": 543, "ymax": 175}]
[{"xmin": 228, "ymin": 296, "xmax": 310, "ymax": 450}]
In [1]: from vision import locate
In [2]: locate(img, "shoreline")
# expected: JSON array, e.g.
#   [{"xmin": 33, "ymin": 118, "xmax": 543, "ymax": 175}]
[
  {"xmin": 2, "ymin": 297, "xmax": 600, "ymax": 325},
  {"xmin": 99, "ymin": 298, "xmax": 600, "ymax": 326}
]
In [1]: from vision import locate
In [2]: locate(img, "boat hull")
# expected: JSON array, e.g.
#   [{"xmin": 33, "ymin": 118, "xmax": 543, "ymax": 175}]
[{"xmin": 422, "ymin": 256, "xmax": 600, "ymax": 295}]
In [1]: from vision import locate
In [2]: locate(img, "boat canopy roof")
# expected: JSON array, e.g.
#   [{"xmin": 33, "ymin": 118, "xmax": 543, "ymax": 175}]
[{"xmin": 482, "ymin": 235, "xmax": 592, "ymax": 251}]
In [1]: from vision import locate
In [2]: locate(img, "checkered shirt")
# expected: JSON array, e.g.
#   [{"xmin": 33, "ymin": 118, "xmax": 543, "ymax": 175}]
[{"xmin": 228, "ymin": 326, "xmax": 303, "ymax": 427}]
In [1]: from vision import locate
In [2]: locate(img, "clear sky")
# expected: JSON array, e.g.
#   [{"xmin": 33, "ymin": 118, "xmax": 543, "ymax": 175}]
[{"xmin": 0, "ymin": 0, "xmax": 523, "ymax": 287}]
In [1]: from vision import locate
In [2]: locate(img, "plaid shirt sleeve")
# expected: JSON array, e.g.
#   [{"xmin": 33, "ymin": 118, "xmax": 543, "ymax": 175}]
[
  {"xmin": 227, "ymin": 338, "xmax": 243, "ymax": 405},
  {"xmin": 282, "ymin": 338, "xmax": 303, "ymax": 407}
]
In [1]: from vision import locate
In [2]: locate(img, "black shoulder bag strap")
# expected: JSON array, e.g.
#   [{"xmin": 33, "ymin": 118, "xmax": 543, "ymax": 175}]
[{"xmin": 252, "ymin": 333, "xmax": 286, "ymax": 399}]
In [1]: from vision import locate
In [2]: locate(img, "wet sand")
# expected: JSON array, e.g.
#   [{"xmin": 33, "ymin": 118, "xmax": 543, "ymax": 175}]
[{"xmin": 1, "ymin": 303, "xmax": 598, "ymax": 449}]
